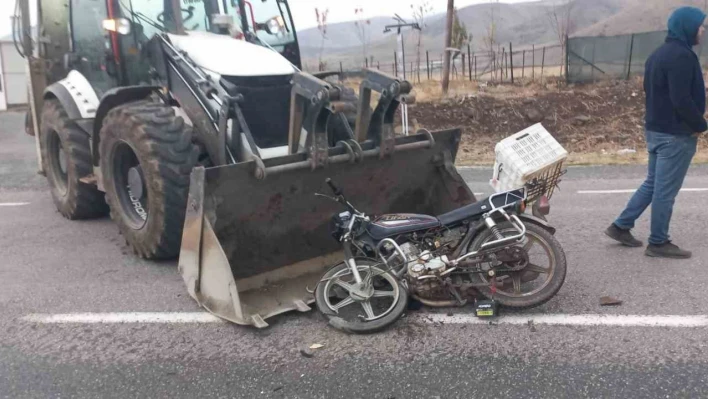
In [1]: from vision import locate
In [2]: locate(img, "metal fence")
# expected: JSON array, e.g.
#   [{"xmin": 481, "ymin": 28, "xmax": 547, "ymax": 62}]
[
  {"xmin": 307, "ymin": 44, "xmax": 563, "ymax": 84},
  {"xmin": 568, "ymin": 30, "xmax": 708, "ymax": 83}
]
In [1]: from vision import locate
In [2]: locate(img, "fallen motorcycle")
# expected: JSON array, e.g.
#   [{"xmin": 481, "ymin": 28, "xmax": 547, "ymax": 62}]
[{"xmin": 314, "ymin": 177, "xmax": 567, "ymax": 334}]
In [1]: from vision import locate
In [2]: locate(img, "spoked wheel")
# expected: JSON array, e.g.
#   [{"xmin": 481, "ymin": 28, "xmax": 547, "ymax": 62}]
[
  {"xmin": 315, "ymin": 259, "xmax": 408, "ymax": 334},
  {"xmin": 468, "ymin": 222, "xmax": 567, "ymax": 309}
]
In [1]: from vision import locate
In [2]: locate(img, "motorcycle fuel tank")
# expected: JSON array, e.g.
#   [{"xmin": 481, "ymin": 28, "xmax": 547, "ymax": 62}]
[{"xmin": 368, "ymin": 214, "xmax": 441, "ymax": 240}]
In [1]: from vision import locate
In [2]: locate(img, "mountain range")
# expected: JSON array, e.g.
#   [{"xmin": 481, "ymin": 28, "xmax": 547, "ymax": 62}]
[{"xmin": 297, "ymin": 0, "xmax": 705, "ymax": 69}]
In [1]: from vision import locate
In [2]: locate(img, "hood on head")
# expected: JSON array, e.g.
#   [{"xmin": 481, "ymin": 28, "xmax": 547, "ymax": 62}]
[{"xmin": 667, "ymin": 6, "xmax": 706, "ymax": 46}]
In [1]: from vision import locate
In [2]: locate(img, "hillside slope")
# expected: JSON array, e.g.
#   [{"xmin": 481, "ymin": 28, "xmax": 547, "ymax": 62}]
[{"xmin": 298, "ymin": 0, "xmax": 692, "ymax": 68}]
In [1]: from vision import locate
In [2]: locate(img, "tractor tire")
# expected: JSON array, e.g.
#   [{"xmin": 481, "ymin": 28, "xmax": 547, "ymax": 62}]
[
  {"xmin": 99, "ymin": 100, "xmax": 198, "ymax": 260},
  {"xmin": 40, "ymin": 99, "xmax": 108, "ymax": 219}
]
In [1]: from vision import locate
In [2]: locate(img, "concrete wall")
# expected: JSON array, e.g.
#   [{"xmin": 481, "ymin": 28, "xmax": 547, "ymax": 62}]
[
  {"xmin": 0, "ymin": 42, "xmax": 6, "ymax": 111},
  {"xmin": 0, "ymin": 41, "xmax": 28, "ymax": 107}
]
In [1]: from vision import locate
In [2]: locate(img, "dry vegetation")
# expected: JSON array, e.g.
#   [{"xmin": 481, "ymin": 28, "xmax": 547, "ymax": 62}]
[{"xmin": 399, "ymin": 77, "xmax": 708, "ymax": 166}]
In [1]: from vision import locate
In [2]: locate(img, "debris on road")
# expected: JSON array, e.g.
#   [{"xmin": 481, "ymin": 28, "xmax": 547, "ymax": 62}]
[
  {"xmin": 309, "ymin": 343, "xmax": 324, "ymax": 350},
  {"xmin": 600, "ymin": 296, "xmax": 623, "ymax": 306},
  {"xmin": 300, "ymin": 347, "xmax": 315, "ymax": 358},
  {"xmin": 528, "ymin": 319, "xmax": 537, "ymax": 332}
]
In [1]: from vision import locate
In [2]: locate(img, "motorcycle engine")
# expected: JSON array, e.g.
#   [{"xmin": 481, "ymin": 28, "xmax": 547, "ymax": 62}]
[{"xmin": 400, "ymin": 243, "xmax": 451, "ymax": 300}]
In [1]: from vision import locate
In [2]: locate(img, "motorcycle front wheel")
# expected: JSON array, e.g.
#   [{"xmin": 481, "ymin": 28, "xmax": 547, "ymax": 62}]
[
  {"xmin": 467, "ymin": 222, "xmax": 567, "ymax": 309},
  {"xmin": 315, "ymin": 258, "xmax": 408, "ymax": 334}
]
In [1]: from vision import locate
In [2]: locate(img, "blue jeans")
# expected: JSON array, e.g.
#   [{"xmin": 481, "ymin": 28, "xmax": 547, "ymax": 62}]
[{"xmin": 614, "ymin": 130, "xmax": 697, "ymax": 245}]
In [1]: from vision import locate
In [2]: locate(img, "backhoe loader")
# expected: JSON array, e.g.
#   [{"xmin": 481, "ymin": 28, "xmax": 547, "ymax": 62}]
[{"xmin": 15, "ymin": 0, "xmax": 475, "ymax": 327}]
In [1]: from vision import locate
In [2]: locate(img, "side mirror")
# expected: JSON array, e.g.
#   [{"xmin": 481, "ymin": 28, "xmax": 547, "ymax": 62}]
[{"xmin": 102, "ymin": 18, "xmax": 131, "ymax": 35}]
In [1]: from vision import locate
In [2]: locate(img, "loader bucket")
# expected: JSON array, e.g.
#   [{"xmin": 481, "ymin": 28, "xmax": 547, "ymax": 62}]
[{"xmin": 178, "ymin": 129, "xmax": 475, "ymax": 328}]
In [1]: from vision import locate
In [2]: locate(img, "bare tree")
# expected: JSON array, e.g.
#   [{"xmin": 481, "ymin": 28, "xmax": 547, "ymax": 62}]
[
  {"xmin": 442, "ymin": 0, "xmax": 454, "ymax": 94},
  {"xmin": 546, "ymin": 0, "xmax": 575, "ymax": 76},
  {"xmin": 450, "ymin": 8, "xmax": 472, "ymax": 77},
  {"xmin": 353, "ymin": 7, "xmax": 372, "ymax": 67},
  {"xmin": 483, "ymin": 0, "xmax": 499, "ymax": 80},
  {"xmin": 451, "ymin": 8, "xmax": 471, "ymax": 50},
  {"xmin": 315, "ymin": 8, "xmax": 329, "ymax": 71},
  {"xmin": 411, "ymin": 1, "xmax": 433, "ymax": 81}
]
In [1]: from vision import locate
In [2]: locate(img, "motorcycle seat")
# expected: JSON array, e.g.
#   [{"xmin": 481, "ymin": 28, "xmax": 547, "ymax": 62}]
[
  {"xmin": 437, "ymin": 188, "xmax": 526, "ymax": 226},
  {"xmin": 436, "ymin": 200, "xmax": 491, "ymax": 226}
]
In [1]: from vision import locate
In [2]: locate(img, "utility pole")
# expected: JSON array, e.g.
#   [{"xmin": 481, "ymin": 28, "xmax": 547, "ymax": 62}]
[{"xmin": 442, "ymin": 0, "xmax": 454, "ymax": 95}]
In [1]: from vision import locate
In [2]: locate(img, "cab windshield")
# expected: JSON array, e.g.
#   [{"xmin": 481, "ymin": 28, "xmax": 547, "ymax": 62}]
[{"xmin": 121, "ymin": 0, "xmax": 296, "ymax": 50}]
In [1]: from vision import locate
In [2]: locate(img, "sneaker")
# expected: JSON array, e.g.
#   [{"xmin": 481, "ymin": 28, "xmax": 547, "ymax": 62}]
[
  {"xmin": 645, "ymin": 242, "xmax": 692, "ymax": 259},
  {"xmin": 604, "ymin": 224, "xmax": 643, "ymax": 247}
]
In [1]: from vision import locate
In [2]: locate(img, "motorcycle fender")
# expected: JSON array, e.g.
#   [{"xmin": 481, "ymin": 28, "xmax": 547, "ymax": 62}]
[{"xmin": 518, "ymin": 214, "xmax": 556, "ymax": 235}]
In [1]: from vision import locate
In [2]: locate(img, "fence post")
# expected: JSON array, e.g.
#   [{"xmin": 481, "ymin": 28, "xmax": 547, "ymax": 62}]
[
  {"xmin": 510, "ymin": 42, "xmax": 515, "ymax": 84},
  {"xmin": 394, "ymin": 52, "xmax": 398, "ymax": 76},
  {"xmin": 498, "ymin": 48, "xmax": 503, "ymax": 81},
  {"xmin": 416, "ymin": 55, "xmax": 420, "ymax": 83},
  {"xmin": 467, "ymin": 45, "xmax": 472, "ymax": 81},
  {"xmin": 541, "ymin": 46, "xmax": 546, "ymax": 83},
  {"xmin": 532, "ymin": 44, "xmax": 535, "ymax": 81},
  {"xmin": 440, "ymin": 54, "xmax": 445, "ymax": 80},
  {"xmin": 462, "ymin": 53, "xmax": 466, "ymax": 79},
  {"xmin": 522, "ymin": 50, "xmax": 525, "ymax": 79},
  {"xmin": 340, "ymin": 61, "xmax": 343, "ymax": 73},
  {"xmin": 590, "ymin": 39, "xmax": 597, "ymax": 82},
  {"xmin": 565, "ymin": 34, "xmax": 569, "ymax": 83},
  {"xmin": 377, "ymin": 61, "xmax": 380, "ymax": 70},
  {"xmin": 474, "ymin": 56, "xmax": 477, "ymax": 81},
  {"xmin": 626, "ymin": 33, "xmax": 635, "ymax": 80},
  {"xmin": 426, "ymin": 51, "xmax": 430, "ymax": 80}
]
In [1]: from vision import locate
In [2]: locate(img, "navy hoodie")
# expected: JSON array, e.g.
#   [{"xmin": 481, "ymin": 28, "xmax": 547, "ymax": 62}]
[{"xmin": 645, "ymin": 6, "xmax": 707, "ymax": 135}]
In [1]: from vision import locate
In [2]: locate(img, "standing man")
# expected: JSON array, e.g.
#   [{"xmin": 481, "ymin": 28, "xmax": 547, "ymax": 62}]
[{"xmin": 605, "ymin": 6, "xmax": 707, "ymax": 259}]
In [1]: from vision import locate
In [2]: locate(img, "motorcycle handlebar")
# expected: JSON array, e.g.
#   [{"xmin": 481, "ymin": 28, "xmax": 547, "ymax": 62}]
[{"xmin": 325, "ymin": 178, "xmax": 342, "ymax": 196}]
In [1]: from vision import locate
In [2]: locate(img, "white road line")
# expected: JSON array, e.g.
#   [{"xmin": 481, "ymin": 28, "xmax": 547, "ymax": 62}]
[
  {"xmin": 21, "ymin": 312, "xmax": 708, "ymax": 328},
  {"xmin": 420, "ymin": 313, "xmax": 708, "ymax": 328},
  {"xmin": 0, "ymin": 202, "xmax": 30, "ymax": 207},
  {"xmin": 578, "ymin": 188, "xmax": 708, "ymax": 194},
  {"xmin": 21, "ymin": 312, "xmax": 225, "ymax": 324},
  {"xmin": 456, "ymin": 166, "xmax": 488, "ymax": 170}
]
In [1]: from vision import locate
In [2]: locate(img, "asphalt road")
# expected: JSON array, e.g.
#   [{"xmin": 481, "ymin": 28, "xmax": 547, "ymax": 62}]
[{"xmin": 3, "ymin": 108, "xmax": 708, "ymax": 398}]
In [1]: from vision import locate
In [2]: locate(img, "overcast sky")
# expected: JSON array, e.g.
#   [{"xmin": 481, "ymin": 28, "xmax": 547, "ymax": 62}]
[
  {"xmin": 290, "ymin": 0, "xmax": 535, "ymax": 29},
  {"xmin": 0, "ymin": 0, "xmax": 535, "ymax": 39}
]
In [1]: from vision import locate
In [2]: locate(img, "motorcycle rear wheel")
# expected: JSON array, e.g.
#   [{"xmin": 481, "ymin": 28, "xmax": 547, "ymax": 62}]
[
  {"xmin": 467, "ymin": 222, "xmax": 567, "ymax": 309},
  {"xmin": 315, "ymin": 259, "xmax": 408, "ymax": 334}
]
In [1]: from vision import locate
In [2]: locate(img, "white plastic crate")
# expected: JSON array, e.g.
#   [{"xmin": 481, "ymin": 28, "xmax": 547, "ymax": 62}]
[{"xmin": 490, "ymin": 123, "xmax": 568, "ymax": 194}]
